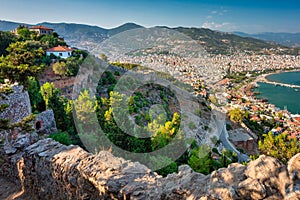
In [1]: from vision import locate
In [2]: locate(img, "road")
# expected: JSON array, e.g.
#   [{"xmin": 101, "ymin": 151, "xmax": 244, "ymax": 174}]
[{"xmin": 214, "ymin": 115, "xmax": 250, "ymax": 163}]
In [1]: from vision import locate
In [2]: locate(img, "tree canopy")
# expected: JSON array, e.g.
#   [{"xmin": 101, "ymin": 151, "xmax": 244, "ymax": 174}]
[
  {"xmin": 52, "ymin": 61, "xmax": 67, "ymax": 77},
  {"xmin": 0, "ymin": 41, "xmax": 45, "ymax": 87},
  {"xmin": 259, "ymin": 132, "xmax": 300, "ymax": 164},
  {"xmin": 0, "ymin": 31, "xmax": 16, "ymax": 56},
  {"xmin": 229, "ymin": 108, "xmax": 245, "ymax": 123}
]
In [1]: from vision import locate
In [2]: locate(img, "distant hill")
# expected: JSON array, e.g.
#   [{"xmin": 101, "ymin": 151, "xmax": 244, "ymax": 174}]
[
  {"xmin": 107, "ymin": 23, "xmax": 143, "ymax": 36},
  {"xmin": 0, "ymin": 20, "xmax": 143, "ymax": 51},
  {"xmin": 0, "ymin": 20, "xmax": 298, "ymax": 55},
  {"xmin": 0, "ymin": 20, "xmax": 30, "ymax": 31},
  {"xmin": 173, "ymin": 27, "xmax": 297, "ymax": 54},
  {"xmin": 234, "ymin": 32, "xmax": 300, "ymax": 48},
  {"xmin": 37, "ymin": 22, "xmax": 108, "ymax": 49},
  {"xmin": 38, "ymin": 22, "xmax": 143, "ymax": 50}
]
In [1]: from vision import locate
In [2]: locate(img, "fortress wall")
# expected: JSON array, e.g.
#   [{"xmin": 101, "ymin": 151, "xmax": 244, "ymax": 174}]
[
  {"xmin": 0, "ymin": 85, "xmax": 31, "ymax": 124},
  {"xmin": 0, "ymin": 138, "xmax": 299, "ymax": 199},
  {"xmin": 1, "ymin": 139, "xmax": 159, "ymax": 200}
]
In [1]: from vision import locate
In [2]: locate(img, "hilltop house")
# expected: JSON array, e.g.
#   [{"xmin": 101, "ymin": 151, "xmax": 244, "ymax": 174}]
[
  {"xmin": 30, "ymin": 25, "xmax": 53, "ymax": 35},
  {"xmin": 46, "ymin": 46, "xmax": 73, "ymax": 59}
]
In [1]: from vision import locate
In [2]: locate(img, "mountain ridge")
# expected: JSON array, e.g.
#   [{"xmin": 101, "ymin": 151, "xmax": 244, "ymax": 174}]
[
  {"xmin": 0, "ymin": 20, "xmax": 299, "ymax": 54},
  {"xmin": 234, "ymin": 31, "xmax": 300, "ymax": 47}
]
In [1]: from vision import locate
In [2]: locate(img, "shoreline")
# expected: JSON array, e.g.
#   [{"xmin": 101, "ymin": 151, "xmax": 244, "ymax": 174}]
[
  {"xmin": 250, "ymin": 69, "xmax": 300, "ymax": 115},
  {"xmin": 254, "ymin": 68, "xmax": 300, "ymax": 88}
]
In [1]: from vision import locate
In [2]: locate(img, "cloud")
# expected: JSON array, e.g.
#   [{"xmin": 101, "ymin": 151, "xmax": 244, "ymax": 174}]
[
  {"xmin": 207, "ymin": 8, "xmax": 230, "ymax": 19},
  {"xmin": 201, "ymin": 22, "xmax": 237, "ymax": 31}
]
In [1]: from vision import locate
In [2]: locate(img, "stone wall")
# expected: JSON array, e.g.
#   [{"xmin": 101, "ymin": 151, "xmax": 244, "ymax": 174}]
[
  {"xmin": 35, "ymin": 110, "xmax": 57, "ymax": 135},
  {"xmin": 1, "ymin": 138, "xmax": 299, "ymax": 200},
  {"xmin": 0, "ymin": 85, "xmax": 31, "ymax": 124},
  {"xmin": 39, "ymin": 67, "xmax": 76, "ymax": 99}
]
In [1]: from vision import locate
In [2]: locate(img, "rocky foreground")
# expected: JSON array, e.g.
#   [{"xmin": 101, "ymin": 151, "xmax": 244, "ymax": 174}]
[{"xmin": 0, "ymin": 138, "xmax": 299, "ymax": 200}]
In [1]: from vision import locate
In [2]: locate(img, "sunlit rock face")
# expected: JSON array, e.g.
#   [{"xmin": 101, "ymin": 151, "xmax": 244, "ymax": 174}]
[{"xmin": 1, "ymin": 138, "xmax": 299, "ymax": 200}]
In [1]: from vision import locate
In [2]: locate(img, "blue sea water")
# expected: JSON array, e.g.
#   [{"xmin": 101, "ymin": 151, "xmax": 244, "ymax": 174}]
[
  {"xmin": 266, "ymin": 71, "xmax": 300, "ymax": 86},
  {"xmin": 254, "ymin": 71, "xmax": 300, "ymax": 114}
]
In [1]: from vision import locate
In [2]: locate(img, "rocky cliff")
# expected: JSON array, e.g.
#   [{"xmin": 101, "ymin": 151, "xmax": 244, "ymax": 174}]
[{"xmin": 0, "ymin": 138, "xmax": 299, "ymax": 200}]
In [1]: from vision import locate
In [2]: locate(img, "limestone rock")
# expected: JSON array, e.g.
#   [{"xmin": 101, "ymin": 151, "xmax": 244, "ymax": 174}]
[
  {"xmin": 1, "ymin": 139, "xmax": 300, "ymax": 200},
  {"xmin": 244, "ymin": 155, "xmax": 291, "ymax": 198},
  {"xmin": 35, "ymin": 110, "xmax": 57, "ymax": 135},
  {"xmin": 288, "ymin": 153, "xmax": 300, "ymax": 181},
  {"xmin": 287, "ymin": 153, "xmax": 300, "ymax": 199},
  {"xmin": 4, "ymin": 133, "xmax": 38, "ymax": 155},
  {"xmin": 0, "ymin": 85, "xmax": 31, "ymax": 124},
  {"xmin": 237, "ymin": 178, "xmax": 266, "ymax": 199},
  {"xmin": 206, "ymin": 163, "xmax": 246, "ymax": 199}
]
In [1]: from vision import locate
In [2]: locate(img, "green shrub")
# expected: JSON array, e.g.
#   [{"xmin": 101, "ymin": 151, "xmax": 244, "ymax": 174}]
[
  {"xmin": 49, "ymin": 132, "xmax": 71, "ymax": 145},
  {"xmin": 226, "ymin": 123, "xmax": 232, "ymax": 131},
  {"xmin": 114, "ymin": 71, "xmax": 120, "ymax": 76},
  {"xmin": 155, "ymin": 162, "xmax": 178, "ymax": 177}
]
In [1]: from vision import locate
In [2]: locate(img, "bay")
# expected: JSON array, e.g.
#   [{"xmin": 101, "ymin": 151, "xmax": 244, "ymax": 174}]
[
  {"xmin": 254, "ymin": 71, "xmax": 300, "ymax": 114},
  {"xmin": 266, "ymin": 71, "xmax": 300, "ymax": 86}
]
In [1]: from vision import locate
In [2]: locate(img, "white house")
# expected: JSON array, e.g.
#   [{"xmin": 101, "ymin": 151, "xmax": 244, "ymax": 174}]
[
  {"xmin": 46, "ymin": 46, "xmax": 73, "ymax": 59},
  {"xmin": 30, "ymin": 25, "xmax": 53, "ymax": 35}
]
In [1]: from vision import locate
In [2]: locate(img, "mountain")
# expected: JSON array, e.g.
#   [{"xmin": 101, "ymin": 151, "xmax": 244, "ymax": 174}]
[
  {"xmin": 0, "ymin": 20, "xmax": 143, "ymax": 50},
  {"xmin": 0, "ymin": 20, "xmax": 298, "ymax": 54},
  {"xmin": 38, "ymin": 22, "xmax": 143, "ymax": 50},
  {"xmin": 174, "ymin": 27, "xmax": 297, "ymax": 54},
  {"xmin": 234, "ymin": 31, "xmax": 300, "ymax": 48},
  {"xmin": 0, "ymin": 20, "xmax": 30, "ymax": 31},
  {"xmin": 37, "ymin": 22, "xmax": 108, "ymax": 49},
  {"xmin": 107, "ymin": 22, "xmax": 143, "ymax": 36}
]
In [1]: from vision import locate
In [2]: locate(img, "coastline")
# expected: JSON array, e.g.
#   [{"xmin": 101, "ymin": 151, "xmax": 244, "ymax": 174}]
[
  {"xmin": 254, "ymin": 68, "xmax": 300, "ymax": 88},
  {"xmin": 250, "ymin": 69, "xmax": 300, "ymax": 115}
]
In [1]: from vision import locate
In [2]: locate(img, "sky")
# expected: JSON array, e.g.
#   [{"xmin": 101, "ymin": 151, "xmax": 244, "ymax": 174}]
[{"xmin": 0, "ymin": 0, "xmax": 300, "ymax": 33}]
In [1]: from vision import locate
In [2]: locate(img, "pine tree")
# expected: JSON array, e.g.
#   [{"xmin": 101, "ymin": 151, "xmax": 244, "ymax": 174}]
[{"xmin": 259, "ymin": 132, "xmax": 300, "ymax": 164}]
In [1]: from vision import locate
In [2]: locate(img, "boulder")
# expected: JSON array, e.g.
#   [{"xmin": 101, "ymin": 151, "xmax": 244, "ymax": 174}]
[{"xmin": 286, "ymin": 153, "xmax": 300, "ymax": 199}]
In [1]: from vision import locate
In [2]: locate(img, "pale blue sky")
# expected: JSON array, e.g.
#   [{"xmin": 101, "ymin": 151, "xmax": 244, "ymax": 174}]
[{"xmin": 0, "ymin": 0, "xmax": 300, "ymax": 33}]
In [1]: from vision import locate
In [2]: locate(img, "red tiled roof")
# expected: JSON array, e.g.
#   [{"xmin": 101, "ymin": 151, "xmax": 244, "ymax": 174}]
[
  {"xmin": 294, "ymin": 117, "xmax": 300, "ymax": 122},
  {"xmin": 46, "ymin": 46, "xmax": 73, "ymax": 52},
  {"xmin": 30, "ymin": 26, "xmax": 53, "ymax": 31}
]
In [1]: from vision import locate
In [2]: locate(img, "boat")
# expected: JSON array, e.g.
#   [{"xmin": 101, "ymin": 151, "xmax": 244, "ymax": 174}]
[{"xmin": 295, "ymin": 89, "xmax": 299, "ymax": 92}]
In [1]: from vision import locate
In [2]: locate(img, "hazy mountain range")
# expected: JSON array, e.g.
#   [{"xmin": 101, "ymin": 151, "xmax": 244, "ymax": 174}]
[
  {"xmin": 234, "ymin": 32, "xmax": 300, "ymax": 48},
  {"xmin": 0, "ymin": 20, "xmax": 299, "ymax": 54}
]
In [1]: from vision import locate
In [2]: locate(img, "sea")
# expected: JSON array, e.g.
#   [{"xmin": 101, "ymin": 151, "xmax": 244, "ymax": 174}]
[{"xmin": 254, "ymin": 71, "xmax": 300, "ymax": 114}]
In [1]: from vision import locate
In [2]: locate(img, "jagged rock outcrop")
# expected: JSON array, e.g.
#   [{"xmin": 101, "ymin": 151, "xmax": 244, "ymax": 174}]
[
  {"xmin": 0, "ymin": 85, "xmax": 31, "ymax": 124},
  {"xmin": 0, "ymin": 139, "xmax": 299, "ymax": 200},
  {"xmin": 0, "ymin": 85, "xmax": 57, "ymax": 157}
]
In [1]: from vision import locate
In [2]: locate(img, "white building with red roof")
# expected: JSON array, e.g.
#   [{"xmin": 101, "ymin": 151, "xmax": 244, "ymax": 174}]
[
  {"xmin": 46, "ymin": 46, "xmax": 73, "ymax": 59},
  {"xmin": 30, "ymin": 25, "xmax": 53, "ymax": 35}
]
